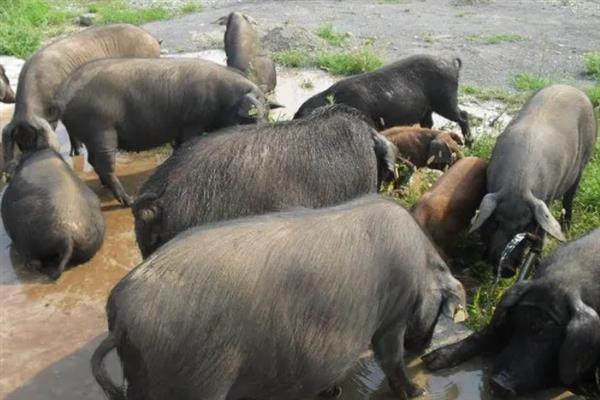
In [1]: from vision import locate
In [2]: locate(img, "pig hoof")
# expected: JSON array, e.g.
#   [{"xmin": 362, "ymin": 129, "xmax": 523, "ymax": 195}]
[
  {"xmin": 119, "ymin": 195, "xmax": 134, "ymax": 208},
  {"xmin": 318, "ymin": 385, "xmax": 342, "ymax": 398},
  {"xmin": 422, "ymin": 348, "xmax": 455, "ymax": 371},
  {"xmin": 406, "ymin": 383, "xmax": 426, "ymax": 398}
]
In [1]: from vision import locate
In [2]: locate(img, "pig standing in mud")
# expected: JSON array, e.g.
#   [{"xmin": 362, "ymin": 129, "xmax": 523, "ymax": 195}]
[
  {"xmin": 1, "ymin": 149, "xmax": 105, "ymax": 280},
  {"xmin": 382, "ymin": 126, "xmax": 464, "ymax": 170},
  {"xmin": 54, "ymin": 58, "xmax": 280, "ymax": 207},
  {"xmin": 0, "ymin": 64, "xmax": 15, "ymax": 103},
  {"xmin": 469, "ymin": 85, "xmax": 597, "ymax": 277},
  {"xmin": 412, "ymin": 157, "xmax": 487, "ymax": 253},
  {"xmin": 424, "ymin": 227, "xmax": 600, "ymax": 397},
  {"xmin": 216, "ymin": 12, "xmax": 277, "ymax": 93},
  {"xmin": 133, "ymin": 105, "xmax": 396, "ymax": 258},
  {"xmin": 1, "ymin": 24, "xmax": 160, "ymax": 166},
  {"xmin": 92, "ymin": 196, "xmax": 466, "ymax": 400},
  {"xmin": 294, "ymin": 55, "xmax": 472, "ymax": 145}
]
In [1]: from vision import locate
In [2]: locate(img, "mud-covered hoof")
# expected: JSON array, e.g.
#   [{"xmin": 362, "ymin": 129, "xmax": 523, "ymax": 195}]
[
  {"xmin": 406, "ymin": 383, "xmax": 426, "ymax": 398},
  {"xmin": 318, "ymin": 385, "xmax": 342, "ymax": 398},
  {"xmin": 422, "ymin": 347, "xmax": 458, "ymax": 371},
  {"xmin": 118, "ymin": 195, "xmax": 134, "ymax": 208}
]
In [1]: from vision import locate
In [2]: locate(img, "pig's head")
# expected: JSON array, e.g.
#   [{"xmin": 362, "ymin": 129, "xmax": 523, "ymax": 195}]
[
  {"xmin": 0, "ymin": 65, "xmax": 15, "ymax": 103},
  {"xmin": 469, "ymin": 191, "xmax": 566, "ymax": 277},
  {"xmin": 405, "ymin": 254, "xmax": 466, "ymax": 353},
  {"xmin": 230, "ymin": 91, "xmax": 283, "ymax": 125},
  {"xmin": 426, "ymin": 131, "xmax": 463, "ymax": 170},
  {"xmin": 485, "ymin": 282, "xmax": 600, "ymax": 397},
  {"xmin": 2, "ymin": 117, "xmax": 59, "ymax": 172}
]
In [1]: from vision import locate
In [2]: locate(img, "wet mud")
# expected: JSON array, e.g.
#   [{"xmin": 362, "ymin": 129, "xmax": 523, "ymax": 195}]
[{"xmin": 0, "ymin": 53, "xmax": 574, "ymax": 400}]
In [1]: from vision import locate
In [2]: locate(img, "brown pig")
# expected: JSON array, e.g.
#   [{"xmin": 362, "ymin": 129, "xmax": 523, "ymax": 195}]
[
  {"xmin": 412, "ymin": 156, "xmax": 487, "ymax": 252},
  {"xmin": 382, "ymin": 126, "xmax": 464, "ymax": 170}
]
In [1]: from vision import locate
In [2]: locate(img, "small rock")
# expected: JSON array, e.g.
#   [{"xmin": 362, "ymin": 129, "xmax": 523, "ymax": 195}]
[{"xmin": 78, "ymin": 13, "xmax": 97, "ymax": 27}]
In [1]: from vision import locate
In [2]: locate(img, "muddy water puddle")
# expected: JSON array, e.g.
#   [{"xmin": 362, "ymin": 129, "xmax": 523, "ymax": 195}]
[{"xmin": 0, "ymin": 53, "xmax": 571, "ymax": 400}]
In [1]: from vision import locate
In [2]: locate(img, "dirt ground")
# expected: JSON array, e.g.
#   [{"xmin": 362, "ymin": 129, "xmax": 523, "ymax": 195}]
[{"xmin": 143, "ymin": 0, "xmax": 600, "ymax": 88}]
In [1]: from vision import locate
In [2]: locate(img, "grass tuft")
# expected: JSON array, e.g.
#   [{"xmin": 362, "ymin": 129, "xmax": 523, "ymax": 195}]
[
  {"xmin": 460, "ymin": 84, "xmax": 527, "ymax": 109},
  {"xmin": 0, "ymin": 0, "xmax": 75, "ymax": 58},
  {"xmin": 584, "ymin": 51, "xmax": 600, "ymax": 80},
  {"xmin": 180, "ymin": 1, "xmax": 203, "ymax": 14},
  {"xmin": 315, "ymin": 22, "xmax": 349, "ymax": 47},
  {"xmin": 468, "ymin": 32, "xmax": 527, "ymax": 45},
  {"xmin": 317, "ymin": 48, "xmax": 383, "ymax": 75},
  {"xmin": 587, "ymin": 85, "xmax": 600, "ymax": 107},
  {"xmin": 89, "ymin": 1, "xmax": 170, "ymax": 25},
  {"xmin": 511, "ymin": 72, "xmax": 552, "ymax": 92},
  {"xmin": 274, "ymin": 48, "xmax": 383, "ymax": 76}
]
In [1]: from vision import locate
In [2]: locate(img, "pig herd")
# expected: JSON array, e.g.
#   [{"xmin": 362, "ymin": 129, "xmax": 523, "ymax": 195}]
[{"xmin": 0, "ymin": 13, "xmax": 598, "ymax": 400}]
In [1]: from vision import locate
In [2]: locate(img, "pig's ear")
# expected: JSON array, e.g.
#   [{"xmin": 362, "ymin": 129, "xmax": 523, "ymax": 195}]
[
  {"xmin": 133, "ymin": 193, "xmax": 161, "ymax": 224},
  {"xmin": 531, "ymin": 197, "xmax": 566, "ymax": 241},
  {"xmin": 448, "ymin": 132, "xmax": 465, "ymax": 146},
  {"xmin": 490, "ymin": 281, "xmax": 530, "ymax": 327},
  {"xmin": 427, "ymin": 139, "xmax": 450, "ymax": 167},
  {"xmin": 242, "ymin": 14, "xmax": 257, "ymax": 26},
  {"xmin": 213, "ymin": 15, "xmax": 229, "ymax": 25},
  {"xmin": 469, "ymin": 192, "xmax": 498, "ymax": 233},
  {"xmin": 559, "ymin": 297, "xmax": 600, "ymax": 386},
  {"xmin": 268, "ymin": 100, "xmax": 284, "ymax": 109}
]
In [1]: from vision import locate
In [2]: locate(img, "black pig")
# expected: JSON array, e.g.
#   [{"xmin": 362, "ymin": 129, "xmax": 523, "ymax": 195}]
[{"xmin": 92, "ymin": 195, "xmax": 466, "ymax": 400}]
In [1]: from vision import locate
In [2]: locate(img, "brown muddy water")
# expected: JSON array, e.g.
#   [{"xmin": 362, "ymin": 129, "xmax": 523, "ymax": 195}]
[{"xmin": 0, "ymin": 53, "xmax": 573, "ymax": 400}]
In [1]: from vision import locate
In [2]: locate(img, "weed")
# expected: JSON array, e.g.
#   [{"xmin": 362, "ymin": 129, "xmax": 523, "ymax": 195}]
[
  {"xmin": 317, "ymin": 48, "xmax": 383, "ymax": 75},
  {"xmin": 468, "ymin": 33, "xmax": 527, "ymax": 45},
  {"xmin": 584, "ymin": 51, "xmax": 600, "ymax": 80},
  {"xmin": 180, "ymin": 1, "xmax": 203, "ymax": 14},
  {"xmin": 587, "ymin": 85, "xmax": 600, "ymax": 107},
  {"xmin": 459, "ymin": 84, "xmax": 527, "ymax": 109},
  {"xmin": 0, "ymin": 0, "xmax": 75, "ymax": 58},
  {"xmin": 512, "ymin": 72, "xmax": 552, "ymax": 92},
  {"xmin": 422, "ymin": 32, "xmax": 438, "ymax": 44},
  {"xmin": 300, "ymin": 79, "xmax": 314, "ymax": 89},
  {"xmin": 316, "ymin": 21, "xmax": 349, "ymax": 47},
  {"xmin": 464, "ymin": 133, "xmax": 497, "ymax": 161},
  {"xmin": 89, "ymin": 1, "xmax": 170, "ymax": 25},
  {"xmin": 273, "ymin": 49, "xmax": 314, "ymax": 68}
]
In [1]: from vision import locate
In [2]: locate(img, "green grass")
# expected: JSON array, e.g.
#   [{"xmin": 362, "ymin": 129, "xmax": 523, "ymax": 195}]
[
  {"xmin": 315, "ymin": 22, "xmax": 349, "ymax": 47},
  {"xmin": 87, "ymin": 1, "xmax": 170, "ymax": 25},
  {"xmin": 300, "ymin": 79, "xmax": 314, "ymax": 89},
  {"xmin": 0, "ymin": 0, "xmax": 75, "ymax": 58},
  {"xmin": 460, "ymin": 84, "xmax": 527, "ymax": 108},
  {"xmin": 584, "ymin": 51, "xmax": 600, "ymax": 80},
  {"xmin": 317, "ymin": 48, "xmax": 383, "ymax": 75},
  {"xmin": 512, "ymin": 72, "xmax": 553, "ymax": 92},
  {"xmin": 422, "ymin": 32, "xmax": 438, "ymax": 44},
  {"xmin": 468, "ymin": 32, "xmax": 527, "ymax": 45},
  {"xmin": 180, "ymin": 1, "xmax": 203, "ymax": 14},
  {"xmin": 587, "ymin": 85, "xmax": 600, "ymax": 107},
  {"xmin": 274, "ymin": 48, "xmax": 383, "ymax": 76},
  {"xmin": 464, "ymin": 133, "xmax": 497, "ymax": 161},
  {"xmin": 0, "ymin": 0, "xmax": 201, "ymax": 58}
]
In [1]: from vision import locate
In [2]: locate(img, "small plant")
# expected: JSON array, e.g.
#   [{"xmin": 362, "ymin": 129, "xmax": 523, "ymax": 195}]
[
  {"xmin": 273, "ymin": 49, "xmax": 314, "ymax": 68},
  {"xmin": 587, "ymin": 85, "xmax": 600, "ymax": 107},
  {"xmin": 584, "ymin": 51, "xmax": 600, "ymax": 80},
  {"xmin": 468, "ymin": 33, "xmax": 527, "ymax": 45},
  {"xmin": 511, "ymin": 72, "xmax": 552, "ymax": 92},
  {"xmin": 464, "ymin": 133, "xmax": 497, "ymax": 161},
  {"xmin": 459, "ymin": 84, "xmax": 526, "ymax": 109},
  {"xmin": 180, "ymin": 1, "xmax": 203, "ymax": 14},
  {"xmin": 90, "ymin": 1, "xmax": 170, "ymax": 25},
  {"xmin": 315, "ymin": 22, "xmax": 349, "ymax": 47},
  {"xmin": 317, "ymin": 48, "xmax": 383, "ymax": 75},
  {"xmin": 326, "ymin": 94, "xmax": 336, "ymax": 105},
  {"xmin": 422, "ymin": 32, "xmax": 438, "ymax": 44},
  {"xmin": 300, "ymin": 79, "xmax": 314, "ymax": 89}
]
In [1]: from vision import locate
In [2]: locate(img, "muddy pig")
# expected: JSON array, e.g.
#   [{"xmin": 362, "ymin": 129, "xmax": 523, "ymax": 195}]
[
  {"xmin": 412, "ymin": 157, "xmax": 487, "ymax": 253},
  {"xmin": 424, "ymin": 227, "xmax": 600, "ymax": 397},
  {"xmin": 54, "ymin": 58, "xmax": 281, "ymax": 207},
  {"xmin": 133, "ymin": 105, "xmax": 396, "ymax": 258},
  {"xmin": 1, "ymin": 149, "xmax": 105, "ymax": 280},
  {"xmin": 382, "ymin": 126, "xmax": 464, "ymax": 170},
  {"xmin": 216, "ymin": 12, "xmax": 277, "ymax": 93},
  {"xmin": 469, "ymin": 85, "xmax": 597, "ymax": 277},
  {"xmin": 92, "ymin": 195, "xmax": 466, "ymax": 400},
  {"xmin": 2, "ymin": 24, "xmax": 160, "ymax": 165},
  {"xmin": 294, "ymin": 55, "xmax": 472, "ymax": 145},
  {"xmin": 0, "ymin": 64, "xmax": 15, "ymax": 103}
]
